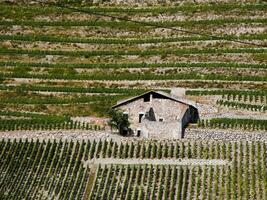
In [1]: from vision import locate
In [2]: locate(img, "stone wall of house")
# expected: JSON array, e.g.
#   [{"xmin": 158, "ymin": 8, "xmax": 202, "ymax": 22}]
[
  {"xmin": 140, "ymin": 119, "xmax": 182, "ymax": 139},
  {"xmin": 119, "ymin": 94, "xmax": 189, "ymax": 137}
]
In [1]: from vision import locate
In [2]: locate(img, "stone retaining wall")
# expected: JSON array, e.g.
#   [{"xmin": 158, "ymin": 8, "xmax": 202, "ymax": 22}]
[{"xmin": 185, "ymin": 128, "xmax": 267, "ymax": 142}]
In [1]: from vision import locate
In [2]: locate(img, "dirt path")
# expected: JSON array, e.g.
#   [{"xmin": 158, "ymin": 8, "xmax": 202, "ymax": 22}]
[
  {"xmin": 83, "ymin": 164, "xmax": 98, "ymax": 200},
  {"xmin": 85, "ymin": 158, "xmax": 229, "ymax": 166}
]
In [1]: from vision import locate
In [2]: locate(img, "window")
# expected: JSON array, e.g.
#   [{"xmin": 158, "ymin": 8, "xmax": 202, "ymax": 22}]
[
  {"xmin": 139, "ymin": 113, "xmax": 144, "ymax": 123},
  {"xmin": 144, "ymin": 95, "xmax": 150, "ymax": 102},
  {"xmin": 159, "ymin": 118, "xmax": 164, "ymax": 122}
]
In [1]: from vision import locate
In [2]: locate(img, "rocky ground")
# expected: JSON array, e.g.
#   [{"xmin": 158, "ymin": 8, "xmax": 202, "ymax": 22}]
[
  {"xmin": 86, "ymin": 157, "xmax": 229, "ymax": 166},
  {"xmin": 185, "ymin": 128, "xmax": 267, "ymax": 142},
  {"xmin": 0, "ymin": 128, "xmax": 266, "ymax": 142},
  {"xmin": 194, "ymin": 95, "xmax": 267, "ymax": 120}
]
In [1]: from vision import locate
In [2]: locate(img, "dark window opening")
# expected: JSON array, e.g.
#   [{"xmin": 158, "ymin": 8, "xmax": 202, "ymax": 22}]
[
  {"xmin": 139, "ymin": 113, "xmax": 144, "ymax": 123},
  {"xmin": 144, "ymin": 95, "xmax": 150, "ymax": 102},
  {"xmin": 122, "ymin": 129, "xmax": 128, "ymax": 136},
  {"xmin": 137, "ymin": 130, "xmax": 141, "ymax": 137},
  {"xmin": 159, "ymin": 118, "xmax": 164, "ymax": 122}
]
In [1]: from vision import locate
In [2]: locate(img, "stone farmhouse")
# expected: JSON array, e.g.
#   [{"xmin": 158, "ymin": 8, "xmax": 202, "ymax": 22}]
[{"xmin": 112, "ymin": 91, "xmax": 199, "ymax": 139}]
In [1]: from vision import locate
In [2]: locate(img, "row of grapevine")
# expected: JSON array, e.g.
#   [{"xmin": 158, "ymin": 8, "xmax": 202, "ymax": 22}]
[
  {"xmin": 0, "ymin": 85, "xmax": 146, "ymax": 95},
  {"xmin": 1, "ymin": 61, "xmax": 266, "ymax": 69},
  {"xmin": 216, "ymin": 99, "xmax": 267, "ymax": 112},
  {"xmin": 186, "ymin": 89, "xmax": 267, "ymax": 98},
  {"xmin": 0, "ymin": 111, "xmax": 104, "ymax": 131},
  {"xmin": 0, "ymin": 139, "xmax": 266, "ymax": 199},
  {"xmin": 0, "ymin": 110, "xmax": 68, "ymax": 120},
  {"xmin": 1, "ymin": 71, "xmax": 265, "ymax": 82},
  {"xmin": 198, "ymin": 118, "xmax": 267, "ymax": 131},
  {"xmin": 88, "ymin": 141, "xmax": 267, "ymax": 200},
  {"xmin": 0, "ymin": 18, "xmax": 265, "ymax": 28},
  {"xmin": 222, "ymin": 93, "xmax": 266, "ymax": 104},
  {"xmin": 0, "ymin": 139, "xmax": 89, "ymax": 200},
  {"xmin": 1, "ymin": 139, "xmax": 231, "ymax": 161},
  {"xmin": 90, "ymin": 164, "xmax": 187, "ymax": 200},
  {"xmin": 2, "ymin": 3, "xmax": 264, "ymax": 15},
  {"xmin": 81, "ymin": 139, "xmax": 232, "ymax": 160},
  {"xmin": 0, "ymin": 47, "xmax": 265, "ymax": 57},
  {"xmin": 3, "ymin": 85, "xmax": 130, "ymax": 94},
  {"xmin": 0, "ymin": 120, "xmax": 102, "ymax": 131},
  {"xmin": 0, "ymin": 94, "xmax": 123, "ymax": 104},
  {"xmin": 0, "ymin": 33, "xmax": 265, "ymax": 45}
]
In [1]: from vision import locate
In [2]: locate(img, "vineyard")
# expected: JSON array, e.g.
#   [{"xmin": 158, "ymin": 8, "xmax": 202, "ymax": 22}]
[
  {"xmin": 0, "ymin": 139, "xmax": 266, "ymax": 199},
  {"xmin": 0, "ymin": 0, "xmax": 266, "ymax": 131},
  {"xmin": 0, "ymin": 0, "xmax": 266, "ymax": 199}
]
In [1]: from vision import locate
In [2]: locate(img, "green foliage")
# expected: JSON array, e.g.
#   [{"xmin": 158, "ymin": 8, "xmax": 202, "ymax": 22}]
[
  {"xmin": 199, "ymin": 118, "xmax": 267, "ymax": 131},
  {"xmin": 0, "ymin": 18, "xmax": 265, "ymax": 28},
  {"xmin": 0, "ymin": 94, "xmax": 124, "ymax": 104},
  {"xmin": 1, "ymin": 61, "xmax": 266, "ymax": 69},
  {"xmin": 0, "ymin": 33, "xmax": 266, "ymax": 44},
  {"xmin": 0, "ymin": 84, "xmax": 147, "ymax": 95},
  {"xmin": 0, "ymin": 139, "xmax": 266, "ymax": 199},
  {"xmin": 0, "ymin": 139, "xmax": 89, "ymax": 199},
  {"xmin": 1, "ymin": 3, "xmax": 266, "ymax": 19},
  {"xmin": 0, "ymin": 73, "xmax": 4, "ymax": 83},
  {"xmin": 1, "ymin": 71, "xmax": 266, "ymax": 82},
  {"xmin": 0, "ymin": 110, "xmax": 101, "ymax": 131},
  {"xmin": 217, "ymin": 99, "xmax": 267, "ymax": 112},
  {"xmin": 0, "ymin": 0, "xmax": 265, "ymax": 128},
  {"xmin": 186, "ymin": 89, "xmax": 267, "ymax": 96},
  {"xmin": 108, "ymin": 109, "xmax": 130, "ymax": 135}
]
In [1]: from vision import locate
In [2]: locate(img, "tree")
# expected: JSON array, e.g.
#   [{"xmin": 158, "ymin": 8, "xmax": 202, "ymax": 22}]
[{"xmin": 108, "ymin": 109, "xmax": 130, "ymax": 135}]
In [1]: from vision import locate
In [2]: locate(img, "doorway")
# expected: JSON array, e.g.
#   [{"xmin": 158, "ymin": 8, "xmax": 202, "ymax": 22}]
[{"xmin": 137, "ymin": 130, "xmax": 141, "ymax": 137}]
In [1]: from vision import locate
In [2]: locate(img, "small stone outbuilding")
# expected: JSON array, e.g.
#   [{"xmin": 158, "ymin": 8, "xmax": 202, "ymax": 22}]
[{"xmin": 112, "ymin": 91, "xmax": 199, "ymax": 139}]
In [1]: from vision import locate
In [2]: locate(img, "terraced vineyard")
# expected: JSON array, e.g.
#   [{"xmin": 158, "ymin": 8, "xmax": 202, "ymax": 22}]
[
  {"xmin": 0, "ymin": 1, "xmax": 266, "ymax": 199},
  {"xmin": 0, "ymin": 139, "xmax": 266, "ymax": 199},
  {"xmin": 0, "ymin": 0, "xmax": 266, "ymax": 130}
]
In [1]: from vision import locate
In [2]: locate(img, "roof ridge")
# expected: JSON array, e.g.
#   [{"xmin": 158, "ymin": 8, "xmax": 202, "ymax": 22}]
[{"xmin": 112, "ymin": 90, "xmax": 197, "ymax": 109}]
